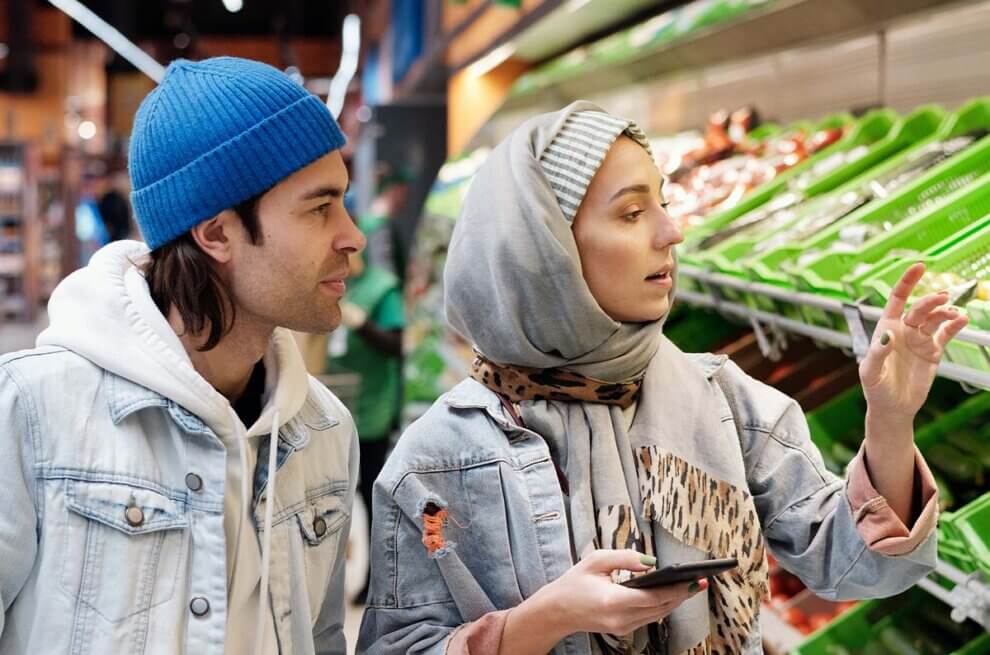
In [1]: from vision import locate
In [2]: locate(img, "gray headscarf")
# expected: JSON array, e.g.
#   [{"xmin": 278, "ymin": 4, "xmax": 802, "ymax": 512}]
[{"xmin": 444, "ymin": 101, "xmax": 768, "ymax": 654}]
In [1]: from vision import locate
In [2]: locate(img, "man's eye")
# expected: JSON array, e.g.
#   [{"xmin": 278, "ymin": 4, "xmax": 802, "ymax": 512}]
[{"xmin": 312, "ymin": 203, "xmax": 331, "ymax": 215}]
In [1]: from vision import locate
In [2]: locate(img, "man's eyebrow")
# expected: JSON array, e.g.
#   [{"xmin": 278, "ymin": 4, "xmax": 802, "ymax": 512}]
[
  {"xmin": 299, "ymin": 182, "xmax": 350, "ymax": 202},
  {"xmin": 609, "ymin": 183, "xmax": 651, "ymax": 202}
]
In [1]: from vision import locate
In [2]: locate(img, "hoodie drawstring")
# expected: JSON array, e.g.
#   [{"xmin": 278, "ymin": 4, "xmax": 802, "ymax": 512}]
[{"xmin": 254, "ymin": 409, "xmax": 280, "ymax": 655}]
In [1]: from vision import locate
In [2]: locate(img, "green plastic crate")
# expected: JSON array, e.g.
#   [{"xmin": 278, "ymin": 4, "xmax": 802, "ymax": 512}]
[
  {"xmin": 941, "ymin": 492, "xmax": 990, "ymax": 581},
  {"xmin": 794, "ymin": 167, "xmax": 990, "ymax": 308},
  {"xmin": 860, "ymin": 212, "xmax": 990, "ymax": 309},
  {"xmin": 793, "ymin": 133, "xmax": 990, "ymax": 330},
  {"xmin": 793, "ymin": 587, "xmax": 990, "ymax": 655},
  {"xmin": 694, "ymin": 108, "xmax": 944, "ymax": 309},
  {"xmin": 863, "ymin": 217, "xmax": 990, "ymax": 370},
  {"xmin": 840, "ymin": 180, "xmax": 990, "ymax": 302},
  {"xmin": 822, "ymin": 172, "xmax": 990, "ymax": 302},
  {"xmin": 741, "ymin": 98, "xmax": 990, "ymax": 320},
  {"xmin": 694, "ymin": 108, "xmax": 903, "ymax": 275},
  {"xmin": 914, "ymin": 389, "xmax": 990, "ymax": 452}
]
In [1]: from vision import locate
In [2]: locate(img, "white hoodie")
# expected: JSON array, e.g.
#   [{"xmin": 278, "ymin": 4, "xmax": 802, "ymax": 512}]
[{"xmin": 37, "ymin": 240, "xmax": 311, "ymax": 654}]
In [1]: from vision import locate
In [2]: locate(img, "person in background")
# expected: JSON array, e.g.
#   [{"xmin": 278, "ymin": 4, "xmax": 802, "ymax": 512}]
[
  {"xmin": 0, "ymin": 56, "xmax": 363, "ymax": 655},
  {"xmin": 327, "ymin": 230, "xmax": 405, "ymax": 604},
  {"xmin": 361, "ymin": 166, "xmax": 413, "ymax": 277},
  {"xmin": 97, "ymin": 170, "xmax": 134, "ymax": 242}
]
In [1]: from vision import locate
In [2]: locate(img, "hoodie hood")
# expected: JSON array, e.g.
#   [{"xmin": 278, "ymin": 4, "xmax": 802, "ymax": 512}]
[{"xmin": 36, "ymin": 240, "xmax": 309, "ymax": 437}]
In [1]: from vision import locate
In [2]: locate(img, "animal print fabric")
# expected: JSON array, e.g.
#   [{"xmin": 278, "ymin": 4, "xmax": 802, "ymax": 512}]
[
  {"xmin": 471, "ymin": 354, "xmax": 768, "ymax": 653},
  {"xmin": 637, "ymin": 446, "xmax": 770, "ymax": 655},
  {"xmin": 470, "ymin": 353, "xmax": 642, "ymax": 409}
]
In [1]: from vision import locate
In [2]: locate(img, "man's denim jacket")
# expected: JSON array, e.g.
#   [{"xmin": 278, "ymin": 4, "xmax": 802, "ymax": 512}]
[{"xmin": 0, "ymin": 346, "xmax": 357, "ymax": 655}]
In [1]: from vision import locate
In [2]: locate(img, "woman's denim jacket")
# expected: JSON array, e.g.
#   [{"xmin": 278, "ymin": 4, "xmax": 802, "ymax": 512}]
[{"xmin": 358, "ymin": 354, "xmax": 939, "ymax": 655}]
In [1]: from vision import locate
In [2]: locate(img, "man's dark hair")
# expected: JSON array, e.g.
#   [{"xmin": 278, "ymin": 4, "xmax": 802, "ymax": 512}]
[{"xmin": 143, "ymin": 193, "xmax": 263, "ymax": 351}]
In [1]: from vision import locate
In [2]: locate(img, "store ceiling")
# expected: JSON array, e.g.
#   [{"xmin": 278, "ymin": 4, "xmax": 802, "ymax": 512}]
[
  {"xmin": 513, "ymin": 0, "xmax": 689, "ymax": 61},
  {"xmin": 56, "ymin": 0, "xmax": 351, "ymax": 40}
]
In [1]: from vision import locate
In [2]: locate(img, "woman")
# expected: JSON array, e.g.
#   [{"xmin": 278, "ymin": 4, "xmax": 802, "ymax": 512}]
[{"xmin": 356, "ymin": 102, "xmax": 965, "ymax": 654}]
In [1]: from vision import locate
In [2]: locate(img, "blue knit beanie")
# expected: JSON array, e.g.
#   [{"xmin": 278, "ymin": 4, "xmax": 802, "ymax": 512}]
[{"xmin": 128, "ymin": 56, "xmax": 346, "ymax": 250}]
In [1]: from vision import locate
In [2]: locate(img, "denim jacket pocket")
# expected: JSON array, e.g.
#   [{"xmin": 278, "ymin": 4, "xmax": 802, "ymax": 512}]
[
  {"xmin": 59, "ymin": 478, "xmax": 188, "ymax": 623},
  {"xmin": 292, "ymin": 488, "xmax": 349, "ymax": 611}
]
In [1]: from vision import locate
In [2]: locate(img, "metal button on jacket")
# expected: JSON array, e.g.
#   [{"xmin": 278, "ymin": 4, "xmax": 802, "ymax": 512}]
[
  {"xmin": 313, "ymin": 516, "xmax": 328, "ymax": 538},
  {"xmin": 185, "ymin": 472, "xmax": 203, "ymax": 492},
  {"xmin": 124, "ymin": 504, "xmax": 145, "ymax": 527},
  {"xmin": 190, "ymin": 597, "xmax": 210, "ymax": 617}
]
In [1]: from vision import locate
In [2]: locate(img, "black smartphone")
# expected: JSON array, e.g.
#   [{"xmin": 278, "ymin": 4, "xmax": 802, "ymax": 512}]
[{"xmin": 620, "ymin": 557, "xmax": 739, "ymax": 589}]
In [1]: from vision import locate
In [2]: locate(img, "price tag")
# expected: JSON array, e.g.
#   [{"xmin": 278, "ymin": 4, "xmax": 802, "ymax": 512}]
[{"xmin": 842, "ymin": 303, "xmax": 871, "ymax": 359}]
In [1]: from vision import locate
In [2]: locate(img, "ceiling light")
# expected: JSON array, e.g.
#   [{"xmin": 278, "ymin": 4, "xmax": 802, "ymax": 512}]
[
  {"xmin": 327, "ymin": 14, "xmax": 360, "ymax": 118},
  {"xmin": 48, "ymin": 0, "xmax": 165, "ymax": 82},
  {"xmin": 222, "ymin": 0, "xmax": 243, "ymax": 13},
  {"xmin": 78, "ymin": 121, "xmax": 97, "ymax": 140},
  {"xmin": 466, "ymin": 43, "xmax": 515, "ymax": 78}
]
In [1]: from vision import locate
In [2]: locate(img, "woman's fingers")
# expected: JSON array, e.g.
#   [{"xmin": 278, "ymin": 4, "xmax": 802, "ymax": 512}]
[
  {"xmin": 903, "ymin": 291, "xmax": 950, "ymax": 328},
  {"xmin": 614, "ymin": 580, "xmax": 708, "ymax": 633},
  {"xmin": 918, "ymin": 306, "xmax": 962, "ymax": 337},
  {"xmin": 883, "ymin": 263, "xmax": 926, "ymax": 320},
  {"xmin": 935, "ymin": 313, "xmax": 969, "ymax": 349},
  {"xmin": 618, "ymin": 578, "xmax": 707, "ymax": 610}
]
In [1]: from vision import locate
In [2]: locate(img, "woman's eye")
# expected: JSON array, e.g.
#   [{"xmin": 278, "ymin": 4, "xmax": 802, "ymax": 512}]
[
  {"xmin": 660, "ymin": 201, "xmax": 670, "ymax": 209},
  {"xmin": 621, "ymin": 209, "xmax": 645, "ymax": 221}
]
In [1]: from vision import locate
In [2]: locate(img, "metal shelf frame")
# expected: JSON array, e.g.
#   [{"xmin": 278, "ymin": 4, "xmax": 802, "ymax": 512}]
[
  {"xmin": 678, "ymin": 264, "xmax": 990, "ymax": 627},
  {"xmin": 678, "ymin": 264, "xmax": 990, "ymax": 390}
]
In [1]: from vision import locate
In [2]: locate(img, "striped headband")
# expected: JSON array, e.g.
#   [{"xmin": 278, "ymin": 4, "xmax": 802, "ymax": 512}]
[{"xmin": 539, "ymin": 110, "xmax": 653, "ymax": 224}]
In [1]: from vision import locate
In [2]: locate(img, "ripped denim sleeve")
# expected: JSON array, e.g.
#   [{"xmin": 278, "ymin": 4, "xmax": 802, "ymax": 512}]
[{"xmin": 357, "ymin": 474, "xmax": 500, "ymax": 655}]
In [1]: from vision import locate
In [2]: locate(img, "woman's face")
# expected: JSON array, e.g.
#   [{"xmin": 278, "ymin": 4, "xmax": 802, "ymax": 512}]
[{"xmin": 572, "ymin": 135, "xmax": 684, "ymax": 323}]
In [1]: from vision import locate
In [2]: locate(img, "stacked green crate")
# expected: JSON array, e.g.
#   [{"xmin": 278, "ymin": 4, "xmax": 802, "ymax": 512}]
[
  {"xmin": 686, "ymin": 107, "xmax": 915, "ymax": 305},
  {"xmin": 864, "ymin": 218, "xmax": 990, "ymax": 370},
  {"xmin": 739, "ymin": 98, "xmax": 990, "ymax": 328},
  {"xmin": 793, "ymin": 587, "xmax": 990, "ymax": 655},
  {"xmin": 694, "ymin": 106, "xmax": 944, "ymax": 309},
  {"xmin": 941, "ymin": 492, "xmax": 990, "ymax": 581}
]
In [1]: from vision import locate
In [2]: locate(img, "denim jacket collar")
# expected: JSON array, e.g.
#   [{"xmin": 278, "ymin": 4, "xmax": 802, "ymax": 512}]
[{"xmin": 106, "ymin": 368, "xmax": 332, "ymax": 451}]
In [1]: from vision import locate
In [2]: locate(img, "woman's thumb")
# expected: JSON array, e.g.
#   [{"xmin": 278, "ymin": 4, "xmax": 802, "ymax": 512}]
[{"xmin": 583, "ymin": 549, "xmax": 656, "ymax": 573}]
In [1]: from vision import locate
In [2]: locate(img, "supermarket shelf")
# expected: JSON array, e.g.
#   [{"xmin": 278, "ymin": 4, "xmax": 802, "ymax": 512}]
[
  {"xmin": 501, "ymin": 0, "xmax": 962, "ymax": 112},
  {"xmin": 676, "ymin": 288, "xmax": 853, "ymax": 350},
  {"xmin": 919, "ymin": 559, "xmax": 990, "ymax": 631},
  {"xmin": 679, "ymin": 265, "xmax": 990, "ymax": 626},
  {"xmin": 677, "ymin": 265, "xmax": 990, "ymax": 390}
]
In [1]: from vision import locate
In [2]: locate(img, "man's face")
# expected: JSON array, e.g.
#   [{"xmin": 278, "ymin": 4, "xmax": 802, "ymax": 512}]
[{"xmin": 226, "ymin": 151, "xmax": 366, "ymax": 334}]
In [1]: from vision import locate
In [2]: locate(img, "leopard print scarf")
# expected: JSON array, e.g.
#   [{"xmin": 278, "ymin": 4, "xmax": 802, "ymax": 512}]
[
  {"xmin": 470, "ymin": 354, "xmax": 641, "ymax": 408},
  {"xmin": 471, "ymin": 350, "xmax": 769, "ymax": 655}
]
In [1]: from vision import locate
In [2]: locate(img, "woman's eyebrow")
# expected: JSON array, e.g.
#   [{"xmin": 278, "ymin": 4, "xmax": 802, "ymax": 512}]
[{"xmin": 609, "ymin": 184, "xmax": 651, "ymax": 202}]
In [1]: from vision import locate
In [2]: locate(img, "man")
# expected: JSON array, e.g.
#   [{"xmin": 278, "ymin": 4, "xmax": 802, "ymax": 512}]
[{"xmin": 0, "ymin": 56, "xmax": 364, "ymax": 654}]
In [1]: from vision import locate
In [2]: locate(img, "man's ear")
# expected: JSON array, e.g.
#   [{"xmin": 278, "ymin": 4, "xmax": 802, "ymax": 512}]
[{"xmin": 189, "ymin": 210, "xmax": 238, "ymax": 265}]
